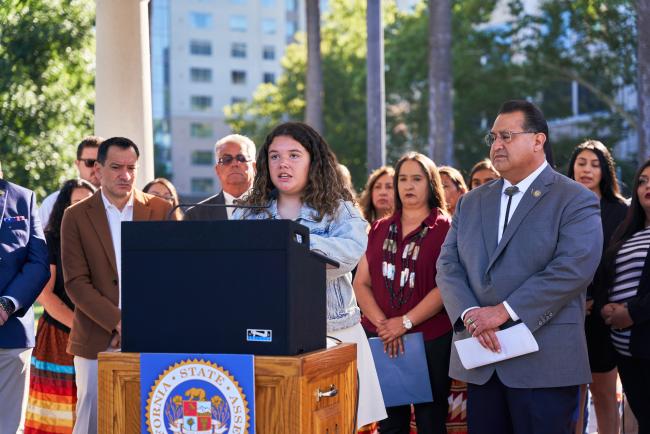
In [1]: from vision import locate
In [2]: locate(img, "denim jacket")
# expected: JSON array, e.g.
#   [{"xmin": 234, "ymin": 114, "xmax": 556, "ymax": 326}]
[{"xmin": 233, "ymin": 200, "xmax": 368, "ymax": 332}]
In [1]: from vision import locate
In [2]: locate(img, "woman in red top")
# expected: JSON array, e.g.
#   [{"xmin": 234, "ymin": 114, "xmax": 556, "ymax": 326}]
[{"xmin": 354, "ymin": 152, "xmax": 453, "ymax": 434}]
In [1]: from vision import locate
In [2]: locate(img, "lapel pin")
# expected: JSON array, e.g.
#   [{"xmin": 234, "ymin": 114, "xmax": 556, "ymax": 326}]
[{"xmin": 532, "ymin": 189, "xmax": 541, "ymax": 198}]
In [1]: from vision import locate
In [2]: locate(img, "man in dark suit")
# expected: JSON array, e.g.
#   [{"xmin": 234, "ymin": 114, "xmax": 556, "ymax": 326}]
[
  {"xmin": 184, "ymin": 134, "xmax": 256, "ymax": 220},
  {"xmin": 61, "ymin": 138, "xmax": 172, "ymax": 434},
  {"xmin": 437, "ymin": 100, "xmax": 603, "ymax": 434},
  {"xmin": 0, "ymin": 160, "xmax": 50, "ymax": 433}
]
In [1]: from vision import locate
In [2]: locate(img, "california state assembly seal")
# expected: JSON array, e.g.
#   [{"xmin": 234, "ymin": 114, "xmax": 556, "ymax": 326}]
[{"xmin": 145, "ymin": 359, "xmax": 250, "ymax": 434}]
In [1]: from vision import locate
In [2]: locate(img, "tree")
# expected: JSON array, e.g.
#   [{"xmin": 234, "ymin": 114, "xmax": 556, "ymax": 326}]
[
  {"xmin": 638, "ymin": 0, "xmax": 650, "ymax": 163},
  {"xmin": 226, "ymin": 0, "xmax": 639, "ymax": 186},
  {"xmin": 0, "ymin": 0, "xmax": 95, "ymax": 198},
  {"xmin": 427, "ymin": 0, "xmax": 453, "ymax": 165},
  {"xmin": 305, "ymin": 0, "xmax": 324, "ymax": 133},
  {"xmin": 366, "ymin": 0, "xmax": 387, "ymax": 173}
]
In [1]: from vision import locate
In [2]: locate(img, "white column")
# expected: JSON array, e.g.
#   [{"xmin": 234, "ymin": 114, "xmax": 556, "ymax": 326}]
[{"xmin": 95, "ymin": 0, "xmax": 154, "ymax": 188}]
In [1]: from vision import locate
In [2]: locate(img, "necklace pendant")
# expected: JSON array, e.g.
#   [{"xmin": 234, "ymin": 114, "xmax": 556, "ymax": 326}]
[
  {"xmin": 390, "ymin": 264, "xmax": 395, "ymax": 279},
  {"xmin": 400, "ymin": 270, "xmax": 406, "ymax": 287},
  {"xmin": 383, "ymin": 239, "xmax": 388, "ymax": 250},
  {"xmin": 402, "ymin": 245, "xmax": 408, "ymax": 259},
  {"xmin": 412, "ymin": 245, "xmax": 420, "ymax": 261},
  {"xmin": 382, "ymin": 261, "xmax": 387, "ymax": 277},
  {"xmin": 409, "ymin": 272, "xmax": 415, "ymax": 288}
]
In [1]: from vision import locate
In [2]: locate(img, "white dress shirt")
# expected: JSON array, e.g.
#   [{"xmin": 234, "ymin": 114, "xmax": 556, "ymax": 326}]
[
  {"xmin": 101, "ymin": 191, "xmax": 134, "ymax": 308},
  {"xmin": 223, "ymin": 190, "xmax": 250, "ymax": 219},
  {"xmin": 463, "ymin": 160, "xmax": 548, "ymax": 323}
]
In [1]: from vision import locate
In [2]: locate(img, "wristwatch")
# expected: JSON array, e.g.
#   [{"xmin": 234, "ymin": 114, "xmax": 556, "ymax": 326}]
[
  {"xmin": 0, "ymin": 297, "xmax": 16, "ymax": 316},
  {"xmin": 402, "ymin": 315, "xmax": 413, "ymax": 330}
]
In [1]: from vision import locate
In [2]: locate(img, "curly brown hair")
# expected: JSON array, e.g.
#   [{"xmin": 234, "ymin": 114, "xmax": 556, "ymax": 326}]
[
  {"xmin": 240, "ymin": 122, "xmax": 354, "ymax": 221},
  {"xmin": 394, "ymin": 152, "xmax": 447, "ymax": 213},
  {"xmin": 359, "ymin": 166, "xmax": 394, "ymax": 223}
]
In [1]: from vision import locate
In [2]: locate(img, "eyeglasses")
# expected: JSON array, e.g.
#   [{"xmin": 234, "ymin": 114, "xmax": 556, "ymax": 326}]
[
  {"xmin": 217, "ymin": 154, "xmax": 252, "ymax": 166},
  {"xmin": 149, "ymin": 192, "xmax": 174, "ymax": 202},
  {"xmin": 484, "ymin": 131, "xmax": 537, "ymax": 147},
  {"xmin": 79, "ymin": 158, "xmax": 96, "ymax": 168}
]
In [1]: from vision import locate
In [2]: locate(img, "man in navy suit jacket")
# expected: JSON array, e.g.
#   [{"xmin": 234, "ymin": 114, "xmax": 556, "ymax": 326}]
[{"xmin": 0, "ymin": 162, "xmax": 50, "ymax": 434}]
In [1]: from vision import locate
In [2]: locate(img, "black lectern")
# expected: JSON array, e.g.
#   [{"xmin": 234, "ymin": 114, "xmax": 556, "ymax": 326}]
[{"xmin": 120, "ymin": 220, "xmax": 327, "ymax": 356}]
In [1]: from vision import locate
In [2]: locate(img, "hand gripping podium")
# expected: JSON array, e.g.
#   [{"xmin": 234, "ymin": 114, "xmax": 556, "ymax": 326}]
[
  {"xmin": 121, "ymin": 219, "xmax": 327, "ymax": 356},
  {"xmin": 101, "ymin": 220, "xmax": 358, "ymax": 433}
]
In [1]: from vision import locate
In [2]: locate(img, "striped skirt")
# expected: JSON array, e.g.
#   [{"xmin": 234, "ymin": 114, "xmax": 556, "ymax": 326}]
[{"xmin": 24, "ymin": 320, "xmax": 76, "ymax": 434}]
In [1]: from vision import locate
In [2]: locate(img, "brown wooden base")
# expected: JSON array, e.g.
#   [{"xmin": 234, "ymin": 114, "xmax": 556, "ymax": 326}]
[{"xmin": 98, "ymin": 343, "xmax": 357, "ymax": 434}]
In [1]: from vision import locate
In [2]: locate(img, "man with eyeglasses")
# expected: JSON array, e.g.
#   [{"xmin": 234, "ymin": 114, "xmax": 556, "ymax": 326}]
[
  {"xmin": 39, "ymin": 136, "xmax": 104, "ymax": 227},
  {"xmin": 184, "ymin": 134, "xmax": 256, "ymax": 220},
  {"xmin": 437, "ymin": 100, "xmax": 602, "ymax": 434}
]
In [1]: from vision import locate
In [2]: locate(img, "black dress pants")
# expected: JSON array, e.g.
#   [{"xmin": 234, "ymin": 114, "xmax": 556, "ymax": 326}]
[{"xmin": 616, "ymin": 352, "xmax": 650, "ymax": 434}]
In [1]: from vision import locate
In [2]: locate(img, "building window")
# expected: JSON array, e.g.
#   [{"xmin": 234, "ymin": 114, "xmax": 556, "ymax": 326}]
[
  {"xmin": 191, "ymin": 150, "xmax": 214, "ymax": 165},
  {"xmin": 191, "ymin": 177, "xmax": 214, "ymax": 194},
  {"xmin": 230, "ymin": 15, "xmax": 247, "ymax": 32},
  {"xmin": 262, "ymin": 45, "xmax": 275, "ymax": 60},
  {"xmin": 231, "ymin": 42, "xmax": 247, "ymax": 58},
  {"xmin": 263, "ymin": 72, "xmax": 276, "ymax": 84},
  {"xmin": 190, "ymin": 68, "xmax": 212, "ymax": 83},
  {"xmin": 190, "ymin": 95, "xmax": 212, "ymax": 111},
  {"xmin": 190, "ymin": 12, "xmax": 213, "ymax": 29},
  {"xmin": 262, "ymin": 18, "xmax": 276, "ymax": 34},
  {"xmin": 231, "ymin": 70, "xmax": 246, "ymax": 85},
  {"xmin": 286, "ymin": 0, "xmax": 297, "ymax": 12},
  {"xmin": 231, "ymin": 97, "xmax": 246, "ymax": 105},
  {"xmin": 190, "ymin": 40, "xmax": 212, "ymax": 56},
  {"xmin": 286, "ymin": 20, "xmax": 296, "ymax": 38},
  {"xmin": 190, "ymin": 123, "xmax": 213, "ymax": 138}
]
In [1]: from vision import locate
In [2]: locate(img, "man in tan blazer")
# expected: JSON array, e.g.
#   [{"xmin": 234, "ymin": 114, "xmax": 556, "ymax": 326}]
[{"xmin": 61, "ymin": 137, "xmax": 172, "ymax": 434}]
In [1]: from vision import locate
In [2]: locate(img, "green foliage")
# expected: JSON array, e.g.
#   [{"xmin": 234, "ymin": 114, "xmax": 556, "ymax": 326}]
[
  {"xmin": 0, "ymin": 0, "xmax": 95, "ymax": 199},
  {"xmin": 225, "ymin": 0, "xmax": 638, "ymax": 187}
]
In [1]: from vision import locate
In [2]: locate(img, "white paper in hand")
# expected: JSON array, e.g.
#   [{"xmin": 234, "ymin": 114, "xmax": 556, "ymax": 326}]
[{"xmin": 454, "ymin": 323, "xmax": 539, "ymax": 370}]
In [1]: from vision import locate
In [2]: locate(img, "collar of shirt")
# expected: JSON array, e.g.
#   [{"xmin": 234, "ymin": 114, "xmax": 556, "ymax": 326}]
[
  {"xmin": 501, "ymin": 160, "xmax": 548, "ymax": 196},
  {"xmin": 497, "ymin": 160, "xmax": 547, "ymax": 243},
  {"xmin": 265, "ymin": 199, "xmax": 320, "ymax": 222},
  {"xmin": 100, "ymin": 189, "xmax": 134, "ymax": 218},
  {"xmin": 223, "ymin": 190, "xmax": 250, "ymax": 219}
]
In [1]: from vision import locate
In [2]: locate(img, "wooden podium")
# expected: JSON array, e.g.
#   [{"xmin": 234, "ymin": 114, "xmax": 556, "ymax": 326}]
[{"xmin": 98, "ymin": 343, "xmax": 357, "ymax": 434}]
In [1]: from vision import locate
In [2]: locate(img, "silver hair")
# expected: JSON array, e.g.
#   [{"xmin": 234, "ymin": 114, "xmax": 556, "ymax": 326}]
[{"xmin": 214, "ymin": 134, "xmax": 256, "ymax": 160}]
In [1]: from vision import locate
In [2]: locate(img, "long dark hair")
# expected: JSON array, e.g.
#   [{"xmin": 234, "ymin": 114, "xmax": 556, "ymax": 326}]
[
  {"xmin": 468, "ymin": 158, "xmax": 499, "ymax": 190},
  {"xmin": 359, "ymin": 166, "xmax": 394, "ymax": 223},
  {"xmin": 241, "ymin": 122, "xmax": 354, "ymax": 221},
  {"xmin": 602, "ymin": 159, "xmax": 650, "ymax": 284},
  {"xmin": 393, "ymin": 152, "xmax": 446, "ymax": 213},
  {"xmin": 567, "ymin": 140, "xmax": 625, "ymax": 203},
  {"xmin": 45, "ymin": 179, "xmax": 96, "ymax": 239}
]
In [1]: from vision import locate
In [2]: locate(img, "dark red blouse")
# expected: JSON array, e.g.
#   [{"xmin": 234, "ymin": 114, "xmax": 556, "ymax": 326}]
[{"xmin": 361, "ymin": 208, "xmax": 452, "ymax": 341}]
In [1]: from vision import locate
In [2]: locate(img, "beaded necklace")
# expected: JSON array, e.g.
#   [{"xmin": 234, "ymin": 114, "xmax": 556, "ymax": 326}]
[{"xmin": 382, "ymin": 221, "xmax": 429, "ymax": 309}]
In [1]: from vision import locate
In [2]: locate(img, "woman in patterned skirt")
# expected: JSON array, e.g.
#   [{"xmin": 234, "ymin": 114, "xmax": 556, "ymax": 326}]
[
  {"xmin": 597, "ymin": 160, "xmax": 650, "ymax": 434},
  {"xmin": 25, "ymin": 179, "xmax": 95, "ymax": 434}
]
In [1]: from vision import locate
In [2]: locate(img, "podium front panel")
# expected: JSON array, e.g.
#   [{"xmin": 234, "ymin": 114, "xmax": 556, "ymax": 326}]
[{"xmin": 121, "ymin": 220, "xmax": 326, "ymax": 355}]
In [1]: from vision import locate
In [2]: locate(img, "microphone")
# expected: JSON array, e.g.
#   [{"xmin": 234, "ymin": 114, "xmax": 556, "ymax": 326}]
[{"xmin": 166, "ymin": 189, "xmax": 279, "ymax": 220}]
